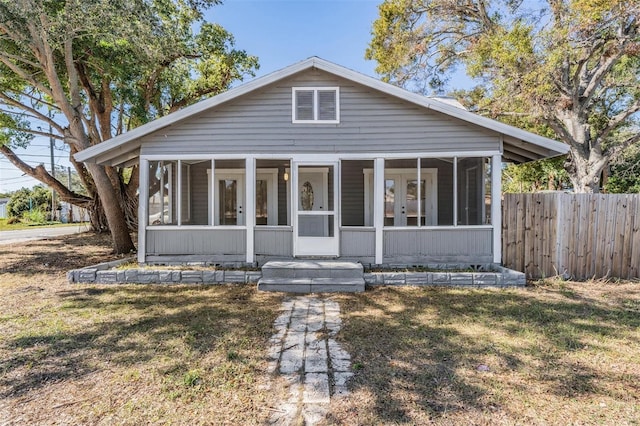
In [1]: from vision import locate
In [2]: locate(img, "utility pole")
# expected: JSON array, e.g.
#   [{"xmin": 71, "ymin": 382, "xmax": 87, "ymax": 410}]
[
  {"xmin": 68, "ymin": 166, "xmax": 73, "ymax": 223},
  {"xmin": 49, "ymin": 120, "xmax": 56, "ymax": 222}
]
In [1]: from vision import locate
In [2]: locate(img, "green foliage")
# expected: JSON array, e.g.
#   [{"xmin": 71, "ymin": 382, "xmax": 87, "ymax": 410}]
[
  {"xmin": 21, "ymin": 208, "xmax": 47, "ymax": 224},
  {"xmin": 0, "ymin": 0, "xmax": 258, "ymax": 246},
  {"xmin": 7, "ymin": 186, "xmax": 51, "ymax": 218},
  {"xmin": 605, "ymin": 145, "xmax": 640, "ymax": 193},
  {"xmin": 502, "ymin": 157, "xmax": 570, "ymax": 193}
]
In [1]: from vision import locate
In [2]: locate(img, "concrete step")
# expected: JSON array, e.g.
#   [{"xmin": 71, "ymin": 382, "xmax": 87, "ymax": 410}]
[
  {"xmin": 261, "ymin": 260, "xmax": 363, "ymax": 279},
  {"xmin": 257, "ymin": 277, "xmax": 365, "ymax": 293},
  {"xmin": 258, "ymin": 261, "xmax": 365, "ymax": 293}
]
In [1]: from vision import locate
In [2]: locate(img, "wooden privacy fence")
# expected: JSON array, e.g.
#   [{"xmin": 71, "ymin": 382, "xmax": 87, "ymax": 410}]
[{"xmin": 502, "ymin": 193, "xmax": 640, "ymax": 280}]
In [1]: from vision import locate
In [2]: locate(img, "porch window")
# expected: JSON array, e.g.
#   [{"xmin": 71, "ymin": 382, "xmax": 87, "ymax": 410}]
[
  {"xmin": 292, "ymin": 87, "xmax": 339, "ymax": 123},
  {"xmin": 364, "ymin": 157, "xmax": 492, "ymax": 227}
]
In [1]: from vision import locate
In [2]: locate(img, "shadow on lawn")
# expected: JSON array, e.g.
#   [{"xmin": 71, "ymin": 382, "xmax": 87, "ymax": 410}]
[
  {"xmin": 334, "ymin": 286, "xmax": 640, "ymax": 423},
  {"xmin": 0, "ymin": 233, "xmax": 118, "ymax": 275},
  {"xmin": 0, "ymin": 285, "xmax": 279, "ymax": 398}
]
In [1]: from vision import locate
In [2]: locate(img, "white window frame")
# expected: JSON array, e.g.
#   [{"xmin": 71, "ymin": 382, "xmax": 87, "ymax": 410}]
[{"xmin": 292, "ymin": 87, "xmax": 340, "ymax": 124}]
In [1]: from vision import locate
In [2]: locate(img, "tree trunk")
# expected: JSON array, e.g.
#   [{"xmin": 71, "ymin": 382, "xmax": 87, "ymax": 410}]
[
  {"xmin": 566, "ymin": 148, "xmax": 606, "ymax": 193},
  {"xmin": 85, "ymin": 163, "xmax": 135, "ymax": 253}
]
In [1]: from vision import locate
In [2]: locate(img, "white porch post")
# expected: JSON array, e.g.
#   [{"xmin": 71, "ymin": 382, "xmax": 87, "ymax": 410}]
[
  {"xmin": 374, "ymin": 157, "xmax": 384, "ymax": 264},
  {"xmin": 492, "ymin": 154, "xmax": 502, "ymax": 264},
  {"xmin": 245, "ymin": 157, "xmax": 255, "ymax": 264},
  {"xmin": 138, "ymin": 158, "xmax": 149, "ymax": 264}
]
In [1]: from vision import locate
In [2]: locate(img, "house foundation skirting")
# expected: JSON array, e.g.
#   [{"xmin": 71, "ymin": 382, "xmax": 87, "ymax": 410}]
[{"xmin": 67, "ymin": 260, "xmax": 525, "ymax": 287}]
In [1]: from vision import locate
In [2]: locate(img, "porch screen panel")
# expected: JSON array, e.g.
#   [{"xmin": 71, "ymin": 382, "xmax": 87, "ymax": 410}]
[
  {"xmin": 424, "ymin": 158, "xmax": 454, "ymax": 226},
  {"xmin": 148, "ymin": 160, "xmax": 177, "ymax": 226},
  {"xmin": 214, "ymin": 159, "xmax": 246, "ymax": 226},
  {"xmin": 457, "ymin": 157, "xmax": 489, "ymax": 225},
  {"xmin": 256, "ymin": 159, "xmax": 289, "ymax": 226},
  {"xmin": 341, "ymin": 160, "xmax": 372, "ymax": 226},
  {"xmin": 187, "ymin": 160, "xmax": 211, "ymax": 225},
  {"xmin": 255, "ymin": 179, "xmax": 268, "ymax": 225}
]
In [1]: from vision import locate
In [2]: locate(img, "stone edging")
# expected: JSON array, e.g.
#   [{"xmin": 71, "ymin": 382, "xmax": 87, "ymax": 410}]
[
  {"xmin": 68, "ymin": 262, "xmax": 525, "ymax": 287},
  {"xmin": 364, "ymin": 265, "xmax": 525, "ymax": 287}
]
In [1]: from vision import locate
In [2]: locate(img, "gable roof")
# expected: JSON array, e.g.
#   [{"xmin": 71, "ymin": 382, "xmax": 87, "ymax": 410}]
[{"xmin": 75, "ymin": 57, "xmax": 568, "ymax": 165}]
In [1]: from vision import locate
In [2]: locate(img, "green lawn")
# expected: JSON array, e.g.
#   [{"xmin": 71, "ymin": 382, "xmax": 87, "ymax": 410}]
[
  {"xmin": 1, "ymin": 233, "xmax": 639, "ymax": 424},
  {"xmin": 0, "ymin": 218, "xmax": 88, "ymax": 231}
]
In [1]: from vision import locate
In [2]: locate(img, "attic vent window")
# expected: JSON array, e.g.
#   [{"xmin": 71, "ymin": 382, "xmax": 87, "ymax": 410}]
[{"xmin": 292, "ymin": 87, "xmax": 339, "ymax": 123}]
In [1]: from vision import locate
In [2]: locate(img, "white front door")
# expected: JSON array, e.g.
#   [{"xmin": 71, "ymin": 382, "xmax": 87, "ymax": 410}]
[{"xmin": 293, "ymin": 163, "xmax": 339, "ymax": 256}]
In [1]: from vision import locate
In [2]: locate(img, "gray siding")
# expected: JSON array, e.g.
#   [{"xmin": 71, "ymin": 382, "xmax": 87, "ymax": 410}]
[
  {"xmin": 255, "ymin": 227, "xmax": 293, "ymax": 256},
  {"xmin": 146, "ymin": 229, "xmax": 246, "ymax": 255},
  {"xmin": 383, "ymin": 228, "xmax": 492, "ymax": 263},
  {"xmin": 139, "ymin": 69, "xmax": 499, "ymax": 156},
  {"xmin": 341, "ymin": 228, "xmax": 375, "ymax": 257}
]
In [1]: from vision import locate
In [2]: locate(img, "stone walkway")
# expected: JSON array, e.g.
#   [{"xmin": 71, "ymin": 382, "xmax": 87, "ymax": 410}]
[{"xmin": 267, "ymin": 296, "xmax": 353, "ymax": 425}]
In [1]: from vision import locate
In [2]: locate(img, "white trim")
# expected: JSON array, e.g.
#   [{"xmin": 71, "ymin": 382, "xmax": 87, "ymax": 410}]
[
  {"xmin": 374, "ymin": 158, "xmax": 384, "ymax": 264},
  {"xmin": 491, "ymin": 154, "xmax": 502, "ymax": 264},
  {"xmin": 138, "ymin": 158, "xmax": 149, "ymax": 263},
  {"xmin": 291, "ymin": 86, "xmax": 340, "ymax": 124},
  {"xmin": 139, "ymin": 151, "xmax": 501, "ymax": 162},
  {"xmin": 245, "ymin": 157, "xmax": 255, "ymax": 263}
]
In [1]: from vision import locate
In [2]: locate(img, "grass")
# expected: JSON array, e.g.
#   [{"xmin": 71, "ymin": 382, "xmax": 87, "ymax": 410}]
[
  {"xmin": 0, "ymin": 233, "xmax": 286, "ymax": 424},
  {"xmin": 1, "ymin": 233, "xmax": 639, "ymax": 424},
  {"xmin": 327, "ymin": 283, "xmax": 640, "ymax": 425},
  {"xmin": 0, "ymin": 218, "xmax": 88, "ymax": 231}
]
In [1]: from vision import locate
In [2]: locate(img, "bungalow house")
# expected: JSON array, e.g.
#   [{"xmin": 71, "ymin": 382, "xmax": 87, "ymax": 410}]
[{"xmin": 75, "ymin": 57, "xmax": 568, "ymax": 286}]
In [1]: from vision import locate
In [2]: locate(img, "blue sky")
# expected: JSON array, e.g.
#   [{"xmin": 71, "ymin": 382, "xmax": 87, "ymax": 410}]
[{"xmin": 209, "ymin": 0, "xmax": 381, "ymax": 78}]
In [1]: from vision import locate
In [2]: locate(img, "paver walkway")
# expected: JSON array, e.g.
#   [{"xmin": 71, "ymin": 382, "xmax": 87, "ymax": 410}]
[{"xmin": 267, "ymin": 296, "xmax": 353, "ymax": 425}]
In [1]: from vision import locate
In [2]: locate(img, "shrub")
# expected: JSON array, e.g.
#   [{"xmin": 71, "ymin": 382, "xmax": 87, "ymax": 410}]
[{"xmin": 22, "ymin": 208, "xmax": 47, "ymax": 224}]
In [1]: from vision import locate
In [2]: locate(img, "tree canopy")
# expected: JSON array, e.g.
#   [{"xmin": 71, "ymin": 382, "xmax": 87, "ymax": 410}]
[
  {"xmin": 0, "ymin": 0, "xmax": 258, "ymax": 252},
  {"xmin": 367, "ymin": 0, "xmax": 640, "ymax": 193}
]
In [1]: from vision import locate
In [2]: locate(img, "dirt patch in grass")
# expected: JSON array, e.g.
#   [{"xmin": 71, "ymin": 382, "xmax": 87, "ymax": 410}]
[
  {"xmin": 0, "ymin": 233, "xmax": 286, "ymax": 425},
  {"xmin": 326, "ymin": 280, "xmax": 640, "ymax": 425}
]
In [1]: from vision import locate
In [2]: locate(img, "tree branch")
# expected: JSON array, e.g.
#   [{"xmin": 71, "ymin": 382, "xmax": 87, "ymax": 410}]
[
  {"xmin": 599, "ymin": 98, "xmax": 640, "ymax": 143},
  {"xmin": 0, "ymin": 144, "xmax": 92, "ymax": 207},
  {"xmin": 0, "ymin": 92, "xmax": 65, "ymax": 134}
]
